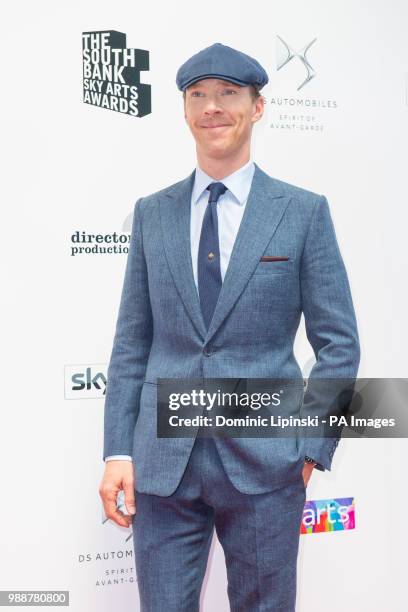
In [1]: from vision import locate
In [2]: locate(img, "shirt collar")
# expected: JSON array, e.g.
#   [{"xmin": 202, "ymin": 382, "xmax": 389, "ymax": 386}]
[{"xmin": 192, "ymin": 158, "xmax": 255, "ymax": 206}]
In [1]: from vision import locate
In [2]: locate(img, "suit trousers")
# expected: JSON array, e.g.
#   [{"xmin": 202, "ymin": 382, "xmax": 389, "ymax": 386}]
[{"xmin": 132, "ymin": 435, "xmax": 306, "ymax": 612}]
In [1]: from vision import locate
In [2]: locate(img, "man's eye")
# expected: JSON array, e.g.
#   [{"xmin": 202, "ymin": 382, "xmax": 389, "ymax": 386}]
[
  {"xmin": 222, "ymin": 89, "xmax": 237, "ymax": 95},
  {"xmin": 191, "ymin": 91, "xmax": 204, "ymax": 97}
]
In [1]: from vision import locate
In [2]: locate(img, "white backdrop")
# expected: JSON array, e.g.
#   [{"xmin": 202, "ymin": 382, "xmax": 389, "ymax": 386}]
[{"xmin": 1, "ymin": 0, "xmax": 408, "ymax": 610}]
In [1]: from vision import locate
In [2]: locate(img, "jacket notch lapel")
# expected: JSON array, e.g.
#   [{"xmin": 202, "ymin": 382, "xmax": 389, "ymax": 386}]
[
  {"xmin": 204, "ymin": 164, "xmax": 292, "ymax": 345},
  {"xmin": 159, "ymin": 163, "xmax": 292, "ymax": 346},
  {"xmin": 159, "ymin": 170, "xmax": 207, "ymax": 341}
]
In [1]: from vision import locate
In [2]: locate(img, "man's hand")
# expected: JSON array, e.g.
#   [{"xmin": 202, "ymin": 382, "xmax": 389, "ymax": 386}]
[
  {"xmin": 99, "ymin": 460, "xmax": 136, "ymax": 528},
  {"xmin": 302, "ymin": 461, "xmax": 315, "ymax": 489}
]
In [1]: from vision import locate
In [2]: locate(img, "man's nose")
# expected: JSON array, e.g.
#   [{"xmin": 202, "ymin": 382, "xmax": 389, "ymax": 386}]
[{"xmin": 202, "ymin": 94, "xmax": 224, "ymax": 113}]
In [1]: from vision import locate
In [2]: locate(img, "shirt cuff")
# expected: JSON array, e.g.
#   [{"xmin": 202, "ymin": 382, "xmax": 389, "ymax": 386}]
[{"xmin": 105, "ymin": 455, "xmax": 133, "ymax": 461}]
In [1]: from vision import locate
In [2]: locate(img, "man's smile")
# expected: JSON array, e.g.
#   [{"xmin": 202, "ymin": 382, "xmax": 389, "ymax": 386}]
[{"xmin": 201, "ymin": 124, "xmax": 231, "ymax": 129}]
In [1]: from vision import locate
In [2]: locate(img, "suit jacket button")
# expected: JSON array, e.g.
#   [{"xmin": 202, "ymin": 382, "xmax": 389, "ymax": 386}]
[{"xmin": 203, "ymin": 347, "xmax": 212, "ymax": 356}]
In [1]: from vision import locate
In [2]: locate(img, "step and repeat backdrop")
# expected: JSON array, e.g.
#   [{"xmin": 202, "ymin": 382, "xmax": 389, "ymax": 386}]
[{"xmin": 1, "ymin": 1, "xmax": 407, "ymax": 611}]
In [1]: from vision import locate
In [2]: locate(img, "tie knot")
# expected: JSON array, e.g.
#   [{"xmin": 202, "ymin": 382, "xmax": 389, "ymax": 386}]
[{"xmin": 206, "ymin": 182, "xmax": 227, "ymax": 204}]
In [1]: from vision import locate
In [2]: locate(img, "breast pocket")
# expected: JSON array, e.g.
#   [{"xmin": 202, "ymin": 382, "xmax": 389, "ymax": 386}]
[{"xmin": 253, "ymin": 252, "xmax": 296, "ymax": 275}]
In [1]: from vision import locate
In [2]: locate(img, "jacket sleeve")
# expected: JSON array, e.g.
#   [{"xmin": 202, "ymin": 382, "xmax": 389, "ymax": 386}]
[
  {"xmin": 299, "ymin": 195, "xmax": 360, "ymax": 471},
  {"xmin": 103, "ymin": 198, "xmax": 153, "ymax": 460}
]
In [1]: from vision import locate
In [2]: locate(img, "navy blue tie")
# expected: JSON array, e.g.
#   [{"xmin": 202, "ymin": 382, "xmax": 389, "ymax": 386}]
[{"xmin": 198, "ymin": 182, "xmax": 228, "ymax": 330}]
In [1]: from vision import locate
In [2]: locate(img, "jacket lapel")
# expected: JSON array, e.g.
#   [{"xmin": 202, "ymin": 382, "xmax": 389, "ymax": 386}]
[
  {"xmin": 159, "ymin": 163, "xmax": 292, "ymax": 344},
  {"xmin": 159, "ymin": 169, "xmax": 208, "ymax": 341},
  {"xmin": 204, "ymin": 163, "xmax": 292, "ymax": 345}
]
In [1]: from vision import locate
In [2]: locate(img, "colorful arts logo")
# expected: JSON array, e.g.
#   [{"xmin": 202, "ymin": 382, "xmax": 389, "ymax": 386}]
[{"xmin": 301, "ymin": 497, "xmax": 355, "ymax": 534}]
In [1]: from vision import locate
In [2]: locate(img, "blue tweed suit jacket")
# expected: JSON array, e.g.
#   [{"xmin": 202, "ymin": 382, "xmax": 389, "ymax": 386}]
[{"xmin": 103, "ymin": 162, "xmax": 360, "ymax": 496}]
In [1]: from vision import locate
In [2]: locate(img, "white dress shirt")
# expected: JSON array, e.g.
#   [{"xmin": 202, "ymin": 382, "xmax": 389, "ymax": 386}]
[{"xmin": 105, "ymin": 158, "xmax": 255, "ymax": 462}]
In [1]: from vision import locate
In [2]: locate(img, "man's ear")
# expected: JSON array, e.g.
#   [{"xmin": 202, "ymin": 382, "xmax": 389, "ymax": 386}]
[{"xmin": 252, "ymin": 96, "xmax": 265, "ymax": 124}]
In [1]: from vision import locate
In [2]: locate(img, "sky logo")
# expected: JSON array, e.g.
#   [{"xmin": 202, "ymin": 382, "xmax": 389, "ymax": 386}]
[{"xmin": 65, "ymin": 364, "xmax": 107, "ymax": 399}]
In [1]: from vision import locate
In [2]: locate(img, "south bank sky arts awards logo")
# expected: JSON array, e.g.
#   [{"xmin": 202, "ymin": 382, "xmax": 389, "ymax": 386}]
[
  {"xmin": 78, "ymin": 32, "xmax": 147, "ymax": 257},
  {"xmin": 82, "ymin": 30, "xmax": 151, "ymax": 117}
]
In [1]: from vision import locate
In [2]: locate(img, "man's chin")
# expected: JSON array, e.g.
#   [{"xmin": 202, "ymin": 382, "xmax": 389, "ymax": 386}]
[{"xmin": 200, "ymin": 142, "xmax": 234, "ymax": 158}]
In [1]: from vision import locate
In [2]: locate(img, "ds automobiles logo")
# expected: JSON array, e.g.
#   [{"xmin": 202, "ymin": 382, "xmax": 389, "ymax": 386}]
[{"xmin": 276, "ymin": 35, "xmax": 317, "ymax": 91}]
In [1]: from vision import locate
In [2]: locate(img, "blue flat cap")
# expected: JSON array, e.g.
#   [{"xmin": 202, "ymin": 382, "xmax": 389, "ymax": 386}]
[{"xmin": 176, "ymin": 42, "xmax": 269, "ymax": 91}]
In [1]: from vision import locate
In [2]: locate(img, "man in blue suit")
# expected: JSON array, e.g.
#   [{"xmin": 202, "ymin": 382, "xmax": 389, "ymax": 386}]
[{"xmin": 100, "ymin": 43, "xmax": 360, "ymax": 611}]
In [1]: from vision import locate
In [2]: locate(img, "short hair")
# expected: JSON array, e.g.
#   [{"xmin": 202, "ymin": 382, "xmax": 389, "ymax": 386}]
[{"xmin": 249, "ymin": 84, "xmax": 262, "ymax": 100}]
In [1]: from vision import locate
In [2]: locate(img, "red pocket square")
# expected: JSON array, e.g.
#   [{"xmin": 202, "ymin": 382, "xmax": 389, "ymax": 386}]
[{"xmin": 259, "ymin": 256, "xmax": 289, "ymax": 262}]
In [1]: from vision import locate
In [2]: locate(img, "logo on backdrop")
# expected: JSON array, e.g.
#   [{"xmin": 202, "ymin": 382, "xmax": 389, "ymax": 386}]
[
  {"xmin": 268, "ymin": 33, "xmax": 338, "ymax": 133},
  {"xmin": 69, "ymin": 210, "xmax": 133, "ymax": 257},
  {"xmin": 77, "ymin": 544, "xmax": 135, "ymax": 588},
  {"xmin": 300, "ymin": 497, "xmax": 355, "ymax": 534},
  {"xmin": 65, "ymin": 364, "xmax": 107, "ymax": 399},
  {"xmin": 277, "ymin": 35, "xmax": 317, "ymax": 91},
  {"xmin": 76, "ymin": 493, "xmax": 135, "ymax": 587},
  {"xmin": 82, "ymin": 30, "xmax": 151, "ymax": 117}
]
